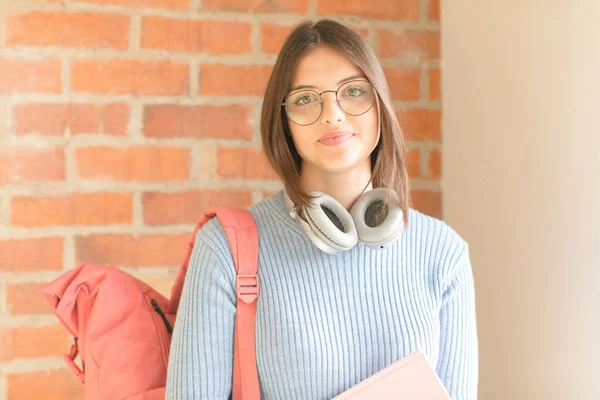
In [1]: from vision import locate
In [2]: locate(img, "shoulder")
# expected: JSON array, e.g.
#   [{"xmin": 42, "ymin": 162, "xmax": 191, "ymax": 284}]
[
  {"xmin": 405, "ymin": 207, "xmax": 469, "ymax": 270},
  {"xmin": 193, "ymin": 192, "xmax": 285, "ymax": 265}
]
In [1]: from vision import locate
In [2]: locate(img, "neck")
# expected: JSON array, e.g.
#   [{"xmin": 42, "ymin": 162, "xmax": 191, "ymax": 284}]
[{"xmin": 300, "ymin": 161, "xmax": 373, "ymax": 211}]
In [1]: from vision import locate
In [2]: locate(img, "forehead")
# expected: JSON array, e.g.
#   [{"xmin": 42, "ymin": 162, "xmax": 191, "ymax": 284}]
[{"xmin": 291, "ymin": 46, "xmax": 364, "ymax": 90}]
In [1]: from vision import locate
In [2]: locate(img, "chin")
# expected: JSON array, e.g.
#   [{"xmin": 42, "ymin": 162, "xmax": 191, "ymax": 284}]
[{"xmin": 316, "ymin": 158, "xmax": 367, "ymax": 174}]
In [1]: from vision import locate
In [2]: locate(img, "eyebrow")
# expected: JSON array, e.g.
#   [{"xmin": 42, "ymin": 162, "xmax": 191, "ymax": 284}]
[{"xmin": 288, "ymin": 74, "xmax": 367, "ymax": 93}]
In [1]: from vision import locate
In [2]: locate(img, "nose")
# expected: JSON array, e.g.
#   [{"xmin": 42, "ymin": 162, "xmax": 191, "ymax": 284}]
[{"xmin": 318, "ymin": 91, "xmax": 345, "ymax": 126}]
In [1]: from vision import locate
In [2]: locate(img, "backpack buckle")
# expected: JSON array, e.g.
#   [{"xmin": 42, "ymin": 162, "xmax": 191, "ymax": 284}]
[{"xmin": 236, "ymin": 273, "xmax": 259, "ymax": 304}]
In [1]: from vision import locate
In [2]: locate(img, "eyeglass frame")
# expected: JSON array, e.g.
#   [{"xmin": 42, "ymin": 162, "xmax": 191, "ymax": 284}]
[{"xmin": 280, "ymin": 79, "xmax": 376, "ymax": 126}]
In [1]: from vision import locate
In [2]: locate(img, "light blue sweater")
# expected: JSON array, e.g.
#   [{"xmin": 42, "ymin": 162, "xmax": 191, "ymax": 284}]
[{"xmin": 166, "ymin": 190, "xmax": 478, "ymax": 399}]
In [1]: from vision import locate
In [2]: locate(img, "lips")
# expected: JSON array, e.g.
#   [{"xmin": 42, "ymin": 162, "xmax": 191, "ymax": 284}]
[{"xmin": 318, "ymin": 131, "xmax": 354, "ymax": 146}]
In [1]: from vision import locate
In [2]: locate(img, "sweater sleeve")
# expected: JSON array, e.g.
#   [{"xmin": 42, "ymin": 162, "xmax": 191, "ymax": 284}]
[
  {"xmin": 166, "ymin": 227, "xmax": 237, "ymax": 400},
  {"xmin": 436, "ymin": 243, "xmax": 479, "ymax": 399}
]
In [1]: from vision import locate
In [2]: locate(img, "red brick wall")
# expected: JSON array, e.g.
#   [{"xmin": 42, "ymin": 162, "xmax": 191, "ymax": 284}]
[{"xmin": 0, "ymin": 0, "xmax": 440, "ymax": 398}]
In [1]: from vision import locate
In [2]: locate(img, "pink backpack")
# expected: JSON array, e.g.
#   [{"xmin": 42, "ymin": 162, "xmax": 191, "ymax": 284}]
[{"xmin": 40, "ymin": 208, "xmax": 261, "ymax": 399}]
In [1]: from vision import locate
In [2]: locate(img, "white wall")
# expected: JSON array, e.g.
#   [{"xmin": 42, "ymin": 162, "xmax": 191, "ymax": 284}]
[{"xmin": 442, "ymin": 1, "xmax": 600, "ymax": 399}]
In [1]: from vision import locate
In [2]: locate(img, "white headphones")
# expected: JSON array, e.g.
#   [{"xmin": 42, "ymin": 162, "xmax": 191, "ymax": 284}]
[{"xmin": 283, "ymin": 188, "xmax": 404, "ymax": 254}]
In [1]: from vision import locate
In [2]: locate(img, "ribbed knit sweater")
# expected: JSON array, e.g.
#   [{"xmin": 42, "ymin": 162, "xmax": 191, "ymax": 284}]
[{"xmin": 166, "ymin": 190, "xmax": 478, "ymax": 399}]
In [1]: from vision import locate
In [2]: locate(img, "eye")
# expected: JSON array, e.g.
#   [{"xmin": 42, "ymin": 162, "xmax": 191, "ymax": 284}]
[
  {"xmin": 296, "ymin": 95, "xmax": 313, "ymax": 105},
  {"xmin": 345, "ymin": 86, "xmax": 366, "ymax": 97},
  {"xmin": 293, "ymin": 93, "xmax": 318, "ymax": 106}
]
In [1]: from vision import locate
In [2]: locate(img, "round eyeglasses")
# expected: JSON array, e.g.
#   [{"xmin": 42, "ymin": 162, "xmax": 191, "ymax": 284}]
[{"xmin": 281, "ymin": 80, "xmax": 376, "ymax": 126}]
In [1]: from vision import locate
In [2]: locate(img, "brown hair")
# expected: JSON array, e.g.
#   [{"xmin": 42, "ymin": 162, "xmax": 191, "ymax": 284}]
[{"xmin": 260, "ymin": 19, "xmax": 411, "ymax": 225}]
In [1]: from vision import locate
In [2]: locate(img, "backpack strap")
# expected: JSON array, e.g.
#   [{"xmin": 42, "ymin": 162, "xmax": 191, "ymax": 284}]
[
  {"xmin": 170, "ymin": 207, "xmax": 260, "ymax": 400},
  {"xmin": 216, "ymin": 208, "xmax": 260, "ymax": 400}
]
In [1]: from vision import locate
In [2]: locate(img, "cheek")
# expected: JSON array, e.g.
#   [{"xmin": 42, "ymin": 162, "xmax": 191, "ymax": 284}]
[
  {"xmin": 358, "ymin": 107, "xmax": 380, "ymax": 140},
  {"xmin": 288, "ymin": 124, "xmax": 312, "ymax": 157}
]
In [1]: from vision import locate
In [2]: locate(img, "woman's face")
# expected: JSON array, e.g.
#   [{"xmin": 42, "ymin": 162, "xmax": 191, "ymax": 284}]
[{"xmin": 285, "ymin": 45, "xmax": 380, "ymax": 177}]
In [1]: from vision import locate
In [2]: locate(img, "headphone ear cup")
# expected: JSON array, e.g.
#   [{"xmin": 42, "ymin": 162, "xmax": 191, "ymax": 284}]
[
  {"xmin": 350, "ymin": 188, "xmax": 404, "ymax": 249},
  {"xmin": 303, "ymin": 191, "xmax": 358, "ymax": 253}
]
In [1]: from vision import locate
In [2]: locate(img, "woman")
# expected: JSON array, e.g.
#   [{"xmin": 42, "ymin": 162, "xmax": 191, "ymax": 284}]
[{"xmin": 166, "ymin": 19, "xmax": 478, "ymax": 399}]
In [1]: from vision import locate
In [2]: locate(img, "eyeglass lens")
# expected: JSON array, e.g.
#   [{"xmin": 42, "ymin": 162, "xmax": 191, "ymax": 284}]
[{"xmin": 284, "ymin": 80, "xmax": 375, "ymax": 126}]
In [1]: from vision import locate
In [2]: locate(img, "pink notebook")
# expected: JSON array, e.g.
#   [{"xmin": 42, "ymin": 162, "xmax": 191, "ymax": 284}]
[{"xmin": 332, "ymin": 349, "xmax": 451, "ymax": 399}]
